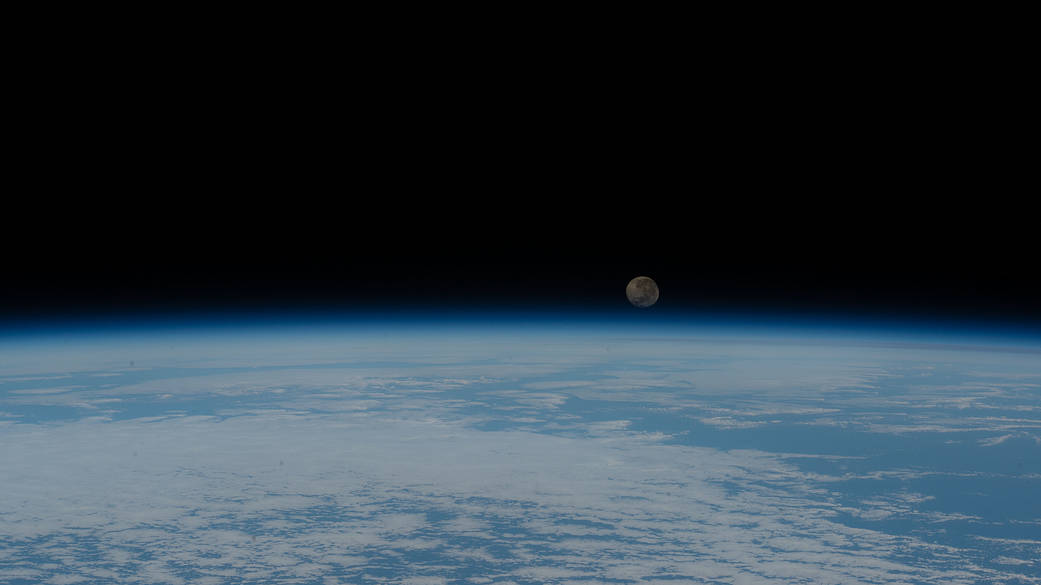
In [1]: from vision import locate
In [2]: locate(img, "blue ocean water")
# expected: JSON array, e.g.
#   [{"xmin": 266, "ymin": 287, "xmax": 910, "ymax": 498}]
[{"xmin": 1, "ymin": 316, "xmax": 1039, "ymax": 583}]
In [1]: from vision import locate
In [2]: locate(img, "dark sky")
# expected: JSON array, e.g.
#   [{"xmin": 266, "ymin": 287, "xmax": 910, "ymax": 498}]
[
  {"xmin": 5, "ymin": 41, "xmax": 1036, "ymax": 329},
  {"xmin": 6, "ymin": 171, "xmax": 1036, "ymax": 328}
]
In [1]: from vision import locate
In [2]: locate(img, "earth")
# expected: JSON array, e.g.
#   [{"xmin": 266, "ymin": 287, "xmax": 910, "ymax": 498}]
[{"xmin": 1, "ymin": 319, "xmax": 1039, "ymax": 584}]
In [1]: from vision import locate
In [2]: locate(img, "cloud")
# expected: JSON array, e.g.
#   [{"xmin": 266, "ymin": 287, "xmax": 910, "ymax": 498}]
[
  {"xmin": 978, "ymin": 432, "xmax": 1041, "ymax": 446},
  {"xmin": 1, "ymin": 403, "xmax": 1036, "ymax": 585},
  {"xmin": 2, "ymin": 330, "xmax": 1040, "ymax": 584},
  {"xmin": 697, "ymin": 416, "xmax": 766, "ymax": 429},
  {"xmin": 980, "ymin": 433, "xmax": 1017, "ymax": 446}
]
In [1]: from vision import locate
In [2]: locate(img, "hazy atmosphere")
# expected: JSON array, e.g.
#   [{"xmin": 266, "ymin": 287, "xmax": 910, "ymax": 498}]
[{"xmin": 2, "ymin": 322, "xmax": 1040, "ymax": 583}]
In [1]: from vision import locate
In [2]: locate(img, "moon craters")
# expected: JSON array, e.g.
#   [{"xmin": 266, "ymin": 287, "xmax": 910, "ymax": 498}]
[{"xmin": 626, "ymin": 276, "xmax": 659, "ymax": 308}]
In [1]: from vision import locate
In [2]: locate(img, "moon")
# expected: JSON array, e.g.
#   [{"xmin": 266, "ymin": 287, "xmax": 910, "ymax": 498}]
[{"xmin": 626, "ymin": 276, "xmax": 659, "ymax": 308}]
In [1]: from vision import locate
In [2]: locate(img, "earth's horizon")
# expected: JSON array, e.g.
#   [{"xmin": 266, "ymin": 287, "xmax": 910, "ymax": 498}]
[{"xmin": 2, "ymin": 318, "xmax": 1039, "ymax": 584}]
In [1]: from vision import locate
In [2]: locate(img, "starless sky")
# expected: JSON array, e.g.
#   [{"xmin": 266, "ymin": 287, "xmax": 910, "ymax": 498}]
[
  {"xmin": 6, "ymin": 182, "xmax": 1036, "ymax": 327},
  {"xmin": 4, "ymin": 33, "xmax": 1036, "ymax": 328}
]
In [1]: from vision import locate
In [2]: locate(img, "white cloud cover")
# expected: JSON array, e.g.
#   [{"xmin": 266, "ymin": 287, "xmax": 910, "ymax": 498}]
[
  {"xmin": 0, "ymin": 404, "xmax": 1035, "ymax": 583},
  {"xmin": 1, "ymin": 328, "xmax": 1040, "ymax": 583}
]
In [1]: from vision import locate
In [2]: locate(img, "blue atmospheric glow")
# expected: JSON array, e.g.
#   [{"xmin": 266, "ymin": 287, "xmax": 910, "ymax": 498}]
[{"xmin": 1, "ymin": 318, "xmax": 1039, "ymax": 583}]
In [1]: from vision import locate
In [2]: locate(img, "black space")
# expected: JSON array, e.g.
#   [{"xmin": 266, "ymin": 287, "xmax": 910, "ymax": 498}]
[{"xmin": 4, "ymin": 36, "xmax": 1037, "ymax": 330}]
